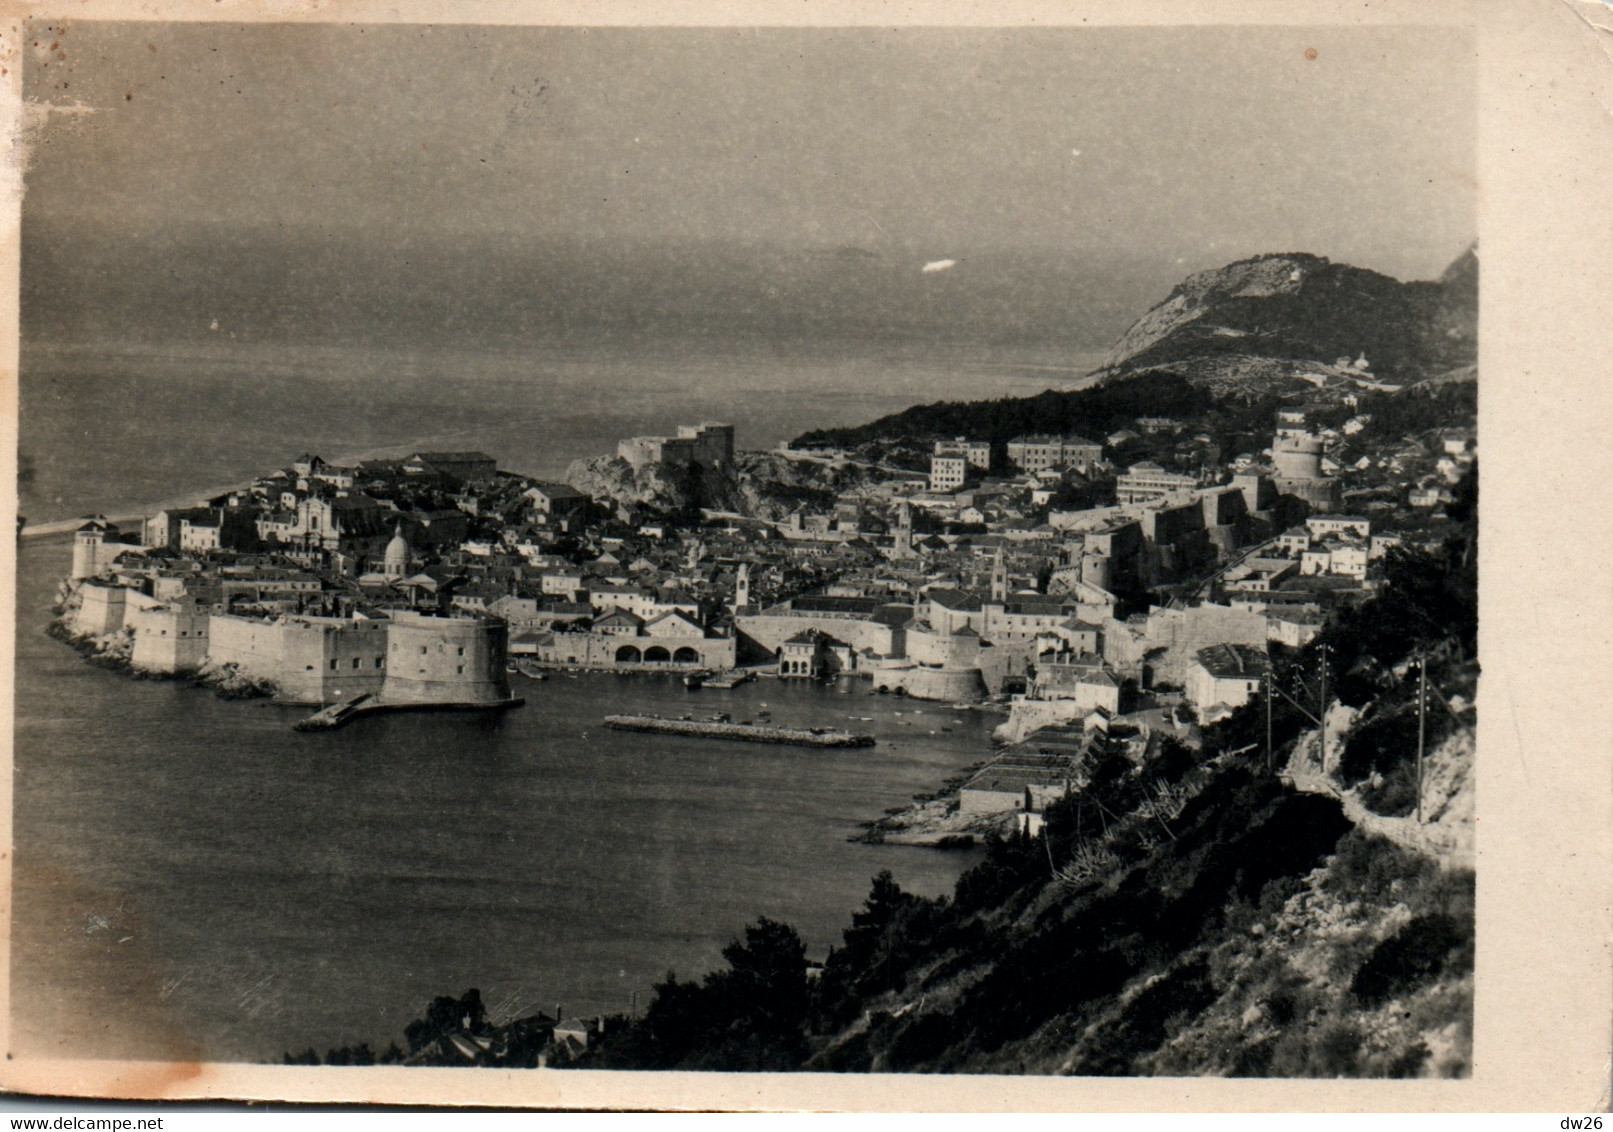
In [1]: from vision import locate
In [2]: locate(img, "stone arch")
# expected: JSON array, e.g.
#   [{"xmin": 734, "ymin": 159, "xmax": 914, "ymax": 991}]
[
  {"xmin": 615, "ymin": 645, "xmax": 642, "ymax": 664},
  {"xmin": 673, "ymin": 646, "xmax": 700, "ymax": 664},
  {"xmin": 644, "ymin": 645, "xmax": 671, "ymax": 664}
]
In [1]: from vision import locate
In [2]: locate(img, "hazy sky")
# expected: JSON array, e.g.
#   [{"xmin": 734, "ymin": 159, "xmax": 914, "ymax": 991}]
[
  {"xmin": 24, "ymin": 22, "xmax": 1474, "ymax": 268},
  {"xmin": 19, "ymin": 22, "xmax": 1475, "ymax": 350}
]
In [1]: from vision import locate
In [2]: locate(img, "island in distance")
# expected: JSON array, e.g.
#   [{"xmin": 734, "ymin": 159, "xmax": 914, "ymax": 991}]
[{"xmin": 46, "ymin": 249, "xmax": 1477, "ymax": 1076}]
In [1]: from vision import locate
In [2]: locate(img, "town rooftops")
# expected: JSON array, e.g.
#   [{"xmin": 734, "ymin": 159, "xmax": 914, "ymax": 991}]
[
  {"xmin": 964, "ymin": 767, "xmax": 1075, "ymax": 794},
  {"xmin": 1003, "ymin": 596, "xmax": 1066, "ymax": 616},
  {"xmin": 926, "ymin": 587, "xmax": 983, "ymax": 612},
  {"xmin": 1194, "ymin": 643, "xmax": 1270, "ymax": 679},
  {"xmin": 1009, "ymin": 433, "xmax": 1101, "ymax": 445},
  {"xmin": 528, "ymin": 481, "xmax": 588, "ymax": 500},
  {"xmin": 408, "ymin": 451, "xmax": 496, "ymax": 463},
  {"xmin": 790, "ymin": 595, "xmax": 882, "ymax": 616}
]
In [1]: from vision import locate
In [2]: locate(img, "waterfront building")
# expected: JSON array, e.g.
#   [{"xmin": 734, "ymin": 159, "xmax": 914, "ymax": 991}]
[{"xmin": 736, "ymin": 595, "xmax": 909, "ymax": 661}]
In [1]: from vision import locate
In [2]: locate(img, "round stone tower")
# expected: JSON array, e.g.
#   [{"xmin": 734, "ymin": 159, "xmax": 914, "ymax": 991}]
[{"xmin": 380, "ymin": 611, "xmax": 512, "ymax": 705}]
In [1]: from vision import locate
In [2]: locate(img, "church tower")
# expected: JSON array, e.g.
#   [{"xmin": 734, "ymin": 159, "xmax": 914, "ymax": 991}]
[
  {"xmin": 734, "ymin": 562, "xmax": 751, "ymax": 614},
  {"xmin": 990, "ymin": 546, "xmax": 1008, "ymax": 605},
  {"xmin": 892, "ymin": 500, "xmax": 913, "ymax": 560}
]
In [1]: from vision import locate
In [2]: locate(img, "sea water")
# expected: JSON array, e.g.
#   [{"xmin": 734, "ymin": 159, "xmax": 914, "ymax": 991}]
[{"xmin": 12, "ymin": 338, "xmax": 1103, "ymax": 1062}]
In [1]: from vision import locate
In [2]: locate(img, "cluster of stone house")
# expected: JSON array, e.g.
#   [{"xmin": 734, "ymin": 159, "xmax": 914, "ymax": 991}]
[
  {"xmin": 59, "ymin": 388, "xmax": 1468, "ymax": 721},
  {"xmin": 927, "ymin": 433, "xmax": 1107, "ymax": 492},
  {"xmin": 956, "ymin": 715, "xmax": 1167, "ymax": 835}
]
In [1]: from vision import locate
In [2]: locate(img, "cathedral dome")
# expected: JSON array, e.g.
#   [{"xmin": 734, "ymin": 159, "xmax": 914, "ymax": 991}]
[{"xmin": 384, "ymin": 525, "xmax": 410, "ymax": 576}]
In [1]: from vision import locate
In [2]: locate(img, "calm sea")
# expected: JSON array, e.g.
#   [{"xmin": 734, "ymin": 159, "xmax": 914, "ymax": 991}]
[
  {"xmin": 12, "ymin": 338, "xmax": 1102, "ymax": 1062},
  {"xmin": 19, "ymin": 338, "xmax": 1104, "ymax": 524}
]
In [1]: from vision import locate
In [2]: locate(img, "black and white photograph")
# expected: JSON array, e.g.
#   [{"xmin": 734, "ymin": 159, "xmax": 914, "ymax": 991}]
[{"xmin": 2, "ymin": 0, "xmax": 1607, "ymax": 1111}]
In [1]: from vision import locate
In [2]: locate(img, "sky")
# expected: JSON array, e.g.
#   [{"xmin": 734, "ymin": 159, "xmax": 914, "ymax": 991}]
[{"xmin": 18, "ymin": 22, "xmax": 1477, "ymax": 349}]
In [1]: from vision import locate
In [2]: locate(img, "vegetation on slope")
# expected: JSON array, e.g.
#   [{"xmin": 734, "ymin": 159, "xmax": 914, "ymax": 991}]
[
  {"xmin": 307, "ymin": 464, "xmax": 1475, "ymax": 1075},
  {"xmin": 793, "ymin": 371, "xmax": 1219, "ymax": 450},
  {"xmin": 569, "ymin": 469, "xmax": 1477, "ymax": 1076},
  {"xmin": 792, "ymin": 246, "xmax": 1476, "ymax": 456},
  {"xmin": 1095, "ymin": 250, "xmax": 1476, "ymax": 388}
]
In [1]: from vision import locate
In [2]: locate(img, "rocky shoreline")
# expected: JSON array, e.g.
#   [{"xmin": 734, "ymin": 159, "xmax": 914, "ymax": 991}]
[
  {"xmin": 852, "ymin": 757, "xmax": 1013, "ymax": 847},
  {"xmin": 47, "ymin": 600, "xmax": 277, "ymax": 702}
]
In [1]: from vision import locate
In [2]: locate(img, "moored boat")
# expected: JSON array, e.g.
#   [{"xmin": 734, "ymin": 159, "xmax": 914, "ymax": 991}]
[{"xmin": 603, "ymin": 713, "xmax": 875, "ymax": 749}]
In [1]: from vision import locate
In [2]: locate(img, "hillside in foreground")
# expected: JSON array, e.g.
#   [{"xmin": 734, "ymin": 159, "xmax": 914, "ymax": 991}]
[
  {"xmin": 304, "ymin": 471, "xmax": 1476, "ymax": 1076},
  {"xmin": 572, "ymin": 472, "xmax": 1476, "ymax": 1075}
]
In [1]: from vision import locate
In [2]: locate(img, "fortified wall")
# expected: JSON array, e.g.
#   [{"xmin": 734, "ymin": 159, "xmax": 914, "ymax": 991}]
[
  {"xmin": 129, "ymin": 602, "xmax": 213, "ymax": 675},
  {"xmin": 206, "ymin": 612, "xmax": 390, "ymax": 704},
  {"xmin": 862, "ymin": 661, "xmax": 987, "ymax": 703},
  {"xmin": 67, "ymin": 577, "xmax": 514, "ymax": 707},
  {"xmin": 381, "ymin": 611, "xmax": 512, "ymax": 706},
  {"xmin": 1102, "ymin": 602, "xmax": 1269, "ymax": 688},
  {"xmin": 735, "ymin": 610, "xmax": 904, "ymax": 662}
]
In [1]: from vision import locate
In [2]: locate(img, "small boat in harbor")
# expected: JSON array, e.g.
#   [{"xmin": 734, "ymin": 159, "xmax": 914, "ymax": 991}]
[{"xmin": 683, "ymin": 668, "xmax": 712, "ymax": 689}]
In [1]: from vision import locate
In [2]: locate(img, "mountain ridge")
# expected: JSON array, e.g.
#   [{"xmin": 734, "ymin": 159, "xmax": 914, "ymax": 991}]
[{"xmin": 1090, "ymin": 247, "xmax": 1477, "ymax": 397}]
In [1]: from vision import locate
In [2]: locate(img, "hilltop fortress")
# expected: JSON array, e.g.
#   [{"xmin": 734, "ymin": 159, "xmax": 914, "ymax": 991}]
[{"xmin": 616, "ymin": 422, "xmax": 734, "ymax": 473}]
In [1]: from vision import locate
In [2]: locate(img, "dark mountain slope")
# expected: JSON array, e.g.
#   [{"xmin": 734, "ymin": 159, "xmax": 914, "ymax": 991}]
[
  {"xmin": 1093, "ymin": 248, "xmax": 1476, "ymax": 394},
  {"xmin": 793, "ymin": 245, "xmax": 1477, "ymax": 450}
]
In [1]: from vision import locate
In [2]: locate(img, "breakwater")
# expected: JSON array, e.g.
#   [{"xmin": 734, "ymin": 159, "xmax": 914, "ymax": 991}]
[
  {"xmin": 604, "ymin": 714, "xmax": 875, "ymax": 748},
  {"xmin": 295, "ymin": 692, "xmax": 526, "ymax": 732}
]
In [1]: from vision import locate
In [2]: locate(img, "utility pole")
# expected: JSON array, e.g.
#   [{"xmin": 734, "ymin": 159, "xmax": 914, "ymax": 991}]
[
  {"xmin": 1265, "ymin": 668, "xmax": 1274, "ymax": 774},
  {"xmin": 1317, "ymin": 643, "xmax": 1329, "ymax": 773},
  {"xmin": 1416, "ymin": 649, "xmax": 1427, "ymax": 824}
]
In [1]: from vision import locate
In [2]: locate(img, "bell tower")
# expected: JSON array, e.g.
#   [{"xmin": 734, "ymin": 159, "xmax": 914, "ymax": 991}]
[
  {"xmin": 893, "ymin": 500, "xmax": 913, "ymax": 559},
  {"xmin": 72, "ymin": 517, "xmax": 110, "ymax": 581}
]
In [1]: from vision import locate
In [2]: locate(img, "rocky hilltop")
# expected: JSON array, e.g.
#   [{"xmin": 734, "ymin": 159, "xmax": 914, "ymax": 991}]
[
  {"xmin": 1092, "ymin": 247, "xmax": 1477, "ymax": 397},
  {"xmin": 565, "ymin": 450, "xmax": 888, "ymax": 523},
  {"xmin": 792, "ymin": 246, "xmax": 1477, "ymax": 454}
]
